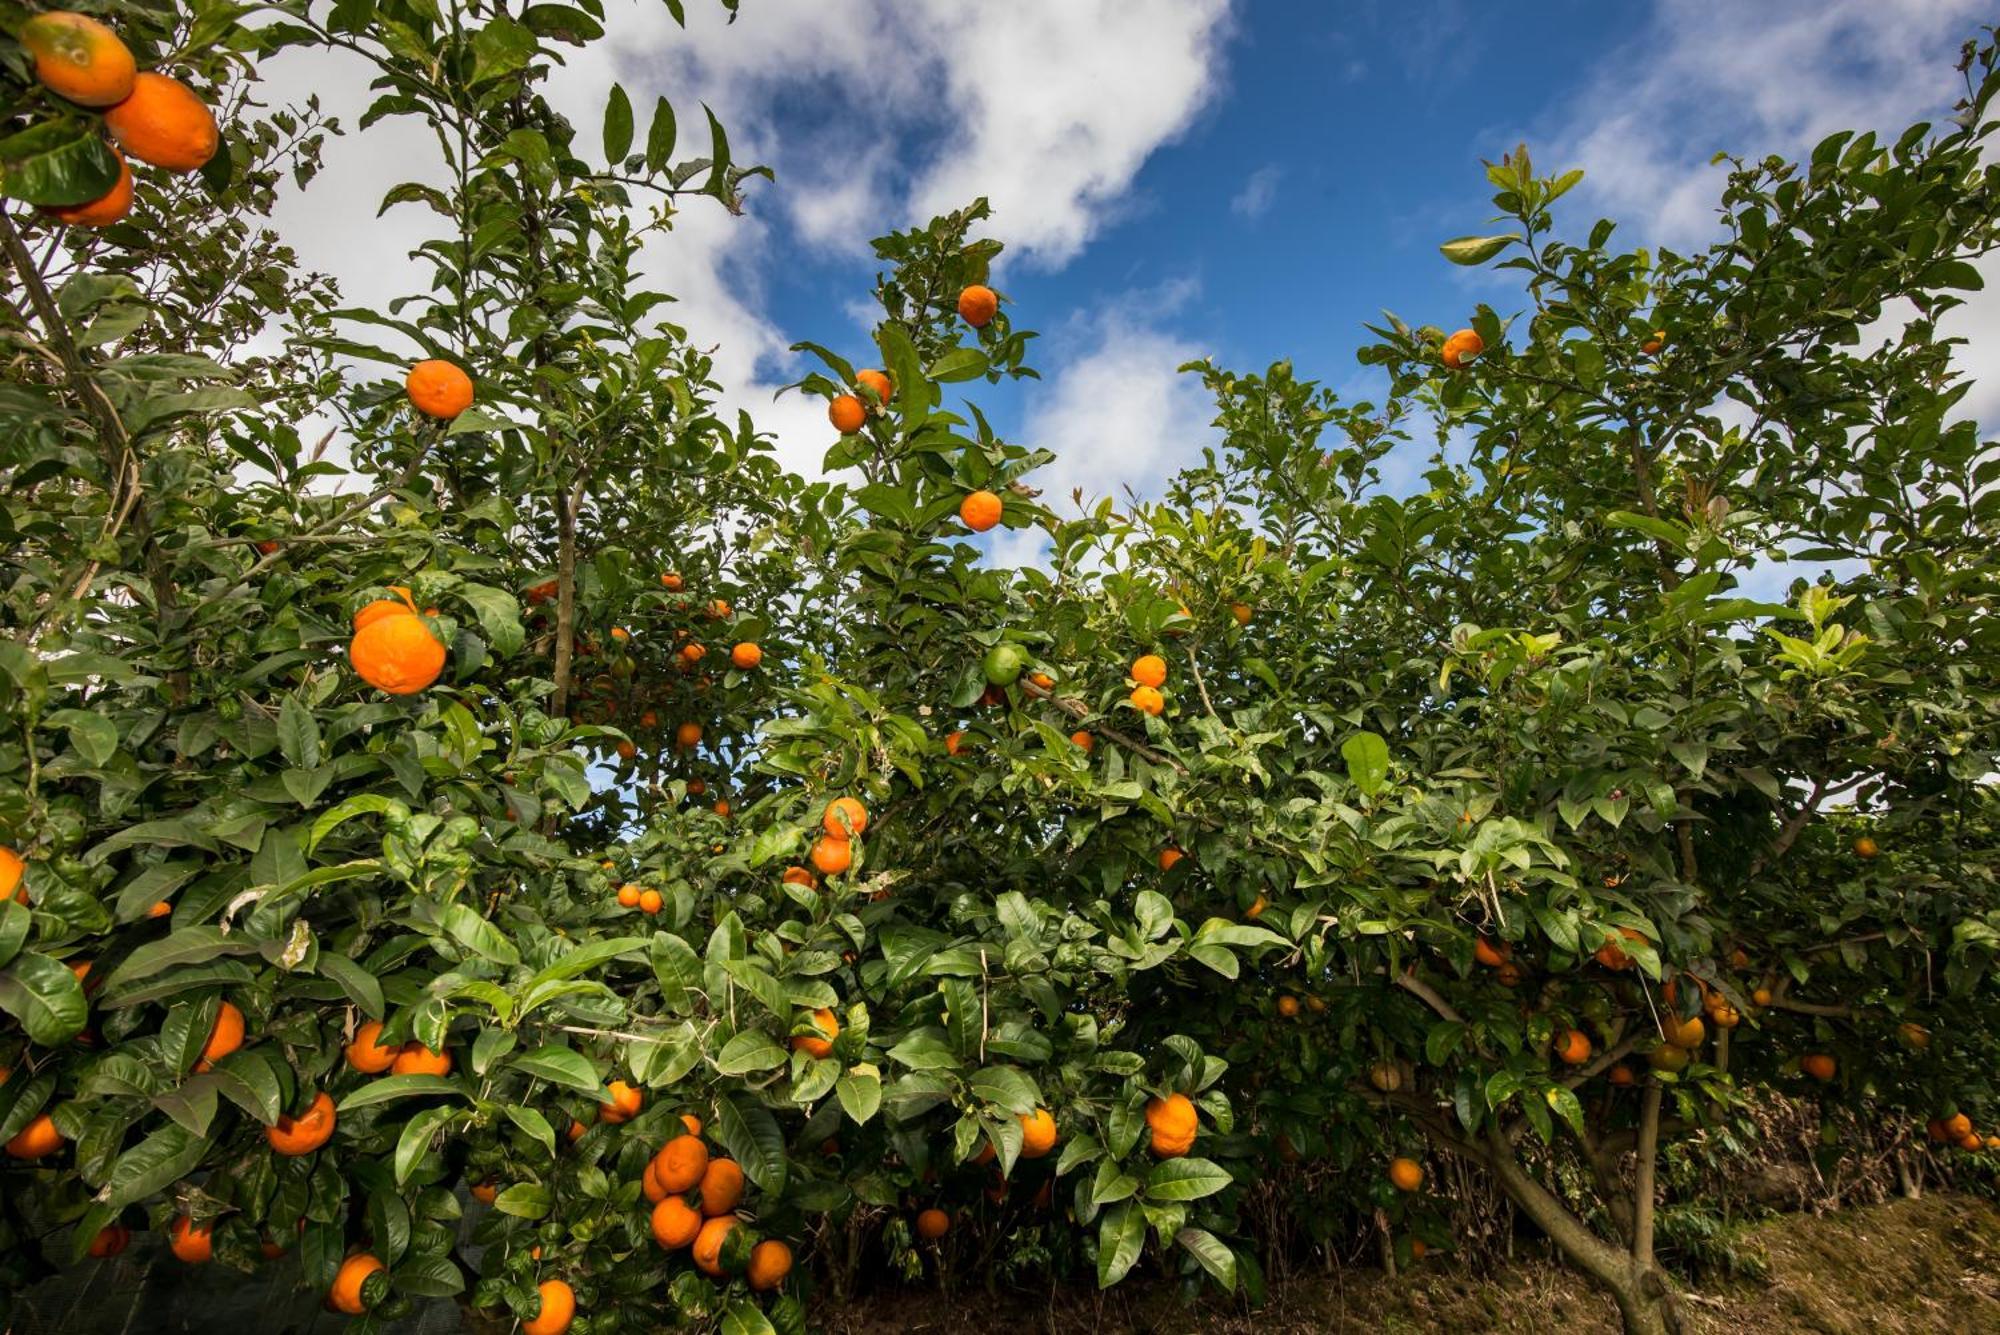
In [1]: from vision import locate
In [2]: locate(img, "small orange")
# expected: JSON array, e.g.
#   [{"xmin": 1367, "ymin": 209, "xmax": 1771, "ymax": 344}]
[
  {"xmin": 792, "ymin": 1007, "xmax": 840, "ymax": 1059},
  {"xmin": 1070, "ymin": 730, "xmax": 1094, "ymax": 752},
  {"xmin": 345, "ymin": 1021, "xmax": 399, "ymax": 1074},
  {"xmin": 614, "ymin": 739, "xmax": 637, "ymax": 761},
  {"xmin": 5, "ymin": 1113, "xmax": 63, "ymax": 1160},
  {"xmin": 823, "ymin": 797, "xmax": 870, "ymax": 838},
  {"xmin": 781, "ymin": 867, "xmax": 815, "ymax": 888},
  {"xmin": 22, "ymin": 13, "xmax": 136, "ymax": 106},
  {"xmin": 350, "ymin": 613, "xmax": 447, "ymax": 694},
  {"xmin": 616, "ymin": 885, "xmax": 641, "ymax": 909},
  {"xmin": 675, "ymin": 722, "xmax": 703, "ymax": 750},
  {"xmin": 730, "ymin": 642, "xmax": 761, "ymax": 669},
  {"xmin": 1129, "ymin": 685, "xmax": 1164, "ymax": 716},
  {"xmin": 43, "ymin": 149, "xmax": 133, "ymax": 227},
  {"xmin": 1853, "ymin": 835, "xmax": 1879, "ymax": 859},
  {"xmin": 1130, "ymin": 654, "xmax": 1167, "ymax": 688},
  {"xmin": 1947, "ymin": 1113, "xmax": 1974, "ymax": 1140},
  {"xmin": 195, "ymin": 1001, "xmax": 244, "ymax": 1072},
  {"xmin": 1277, "ymin": 995, "xmax": 1300, "ymax": 1018},
  {"xmin": 522, "ymin": 1278, "xmax": 575, "ymax": 1335},
  {"xmin": 707, "ymin": 599, "xmax": 733, "ymax": 620},
  {"xmin": 1751, "ymin": 986, "xmax": 1773, "ymax": 1007},
  {"xmin": 660, "ymin": 571, "xmax": 684, "ymax": 591},
  {"xmin": 267, "ymin": 1090, "xmax": 337, "ymax": 1155},
  {"xmin": 916, "ymin": 1207, "xmax": 951, "ymax": 1239},
  {"xmin": 168, "ymin": 1216, "xmax": 213, "ymax": 1263},
  {"xmin": 747, "ymin": 1238, "xmax": 792, "ymax": 1292},
  {"xmin": 655, "ymin": 1135, "xmax": 710, "ymax": 1192},
  {"xmin": 1440, "ymin": 328, "xmax": 1484, "ymax": 369},
  {"xmin": 1157, "ymin": 847, "xmax": 1183, "ymax": 872},
  {"xmin": 855, "ymin": 368, "xmax": 892, "ymax": 407},
  {"xmin": 1801, "ymin": 1053, "xmax": 1836, "ymax": 1082},
  {"xmin": 1641, "ymin": 330, "xmax": 1666, "ymax": 356},
  {"xmin": 88, "ymin": 1223, "xmax": 131, "ymax": 1257},
  {"xmin": 1962, "ymin": 1132, "xmax": 1984, "ymax": 1151},
  {"xmin": 147, "ymin": 899, "xmax": 171, "ymax": 918},
  {"xmin": 638, "ymin": 889, "xmax": 663, "ymax": 915},
  {"xmin": 1607, "ymin": 1065, "xmax": 1636, "ymax": 1087},
  {"xmin": 391, "ymin": 1043, "xmax": 452, "ymax": 1077},
  {"xmin": 104, "ymin": 72, "xmax": 217, "ymax": 171},
  {"xmin": 692, "ymin": 1214, "xmax": 738, "ymax": 1277},
  {"xmin": 1018, "ymin": 1107, "xmax": 1058, "ymax": 1158},
  {"xmin": 810, "ymin": 835, "xmax": 853, "ymax": 876},
  {"xmin": 697, "ymin": 1157, "xmax": 744, "ymax": 1216},
  {"xmin": 959, "ymin": 490, "xmax": 1003, "ymax": 532},
  {"xmin": 329, "ymin": 1253, "xmax": 385, "ymax": 1315},
  {"xmin": 1229, "ymin": 602, "xmax": 1252, "ymax": 626},
  {"xmin": 679, "ymin": 642, "xmax": 706, "ymax": 664},
  {"xmin": 650, "ymin": 1194, "xmax": 702, "ymax": 1248},
  {"xmin": 1556, "ymin": 1028, "xmax": 1593, "ymax": 1064},
  {"xmin": 405, "ymin": 359, "xmax": 475, "ymax": 418},
  {"xmin": 472, "ymin": 1180, "xmax": 500, "ymax": 1204},
  {"xmin": 599, "ymin": 1080, "xmax": 643, "ymax": 1125},
  {"xmin": 829, "ymin": 394, "xmax": 866, "ymax": 433},
  {"xmin": 566, "ymin": 1119, "xmax": 587, "ymax": 1143},
  {"xmin": 1595, "ymin": 926, "xmax": 1647, "ymax": 970},
  {"xmin": 944, "ymin": 730, "xmax": 967, "ymax": 756},
  {"xmin": 1388, "ymin": 1157, "xmax": 1423, "ymax": 1192},
  {"xmin": 1474, "ymin": 937, "xmax": 1512, "ymax": 968},
  {"xmin": 0, "ymin": 846, "xmax": 22, "ymax": 903},
  {"xmin": 1245, "ymin": 894, "xmax": 1267, "ymax": 919},
  {"xmin": 957, "ymin": 284, "xmax": 998, "ymax": 327}
]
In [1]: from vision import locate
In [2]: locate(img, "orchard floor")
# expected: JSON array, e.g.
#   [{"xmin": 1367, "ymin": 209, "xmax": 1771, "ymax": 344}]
[{"xmin": 13, "ymin": 1193, "xmax": 1998, "ymax": 1334}]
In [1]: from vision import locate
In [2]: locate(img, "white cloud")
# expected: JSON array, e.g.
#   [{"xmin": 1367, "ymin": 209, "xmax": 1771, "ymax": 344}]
[{"xmin": 1230, "ymin": 164, "xmax": 1281, "ymax": 219}]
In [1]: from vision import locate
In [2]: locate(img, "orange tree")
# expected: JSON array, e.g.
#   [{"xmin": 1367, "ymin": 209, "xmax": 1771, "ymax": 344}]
[{"xmin": 5, "ymin": 4, "xmax": 2000, "ymax": 1335}]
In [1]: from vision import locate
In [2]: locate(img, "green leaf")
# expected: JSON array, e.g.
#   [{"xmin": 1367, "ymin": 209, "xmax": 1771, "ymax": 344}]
[
  {"xmin": 0, "ymin": 951, "xmax": 88, "ymax": 1045},
  {"xmin": 702, "ymin": 103, "xmax": 732, "ymax": 200},
  {"xmin": 395, "ymin": 1105, "xmax": 457, "ymax": 1184},
  {"xmin": 440, "ymin": 903, "xmax": 520, "ymax": 966},
  {"xmin": 1439, "ymin": 233, "xmax": 1515, "ymax": 266},
  {"xmin": 834, "ymin": 1069, "xmax": 880, "ymax": 1124},
  {"xmin": 101, "ymin": 1122, "xmax": 211, "ymax": 1210},
  {"xmin": 603, "ymin": 82, "xmax": 634, "ymax": 162},
  {"xmin": 210, "ymin": 1050, "xmax": 282, "ymax": 1126},
  {"xmin": 506, "ymin": 1045, "xmax": 601, "ymax": 1095},
  {"xmin": 1176, "ymin": 1226, "xmax": 1236, "ymax": 1290},
  {"xmin": 645, "ymin": 96, "xmax": 677, "ymax": 172},
  {"xmin": 494, "ymin": 1183, "xmax": 553, "ymax": 1219},
  {"xmin": 335, "ymin": 1075, "xmax": 467, "ymax": 1112},
  {"xmin": 968, "ymin": 1065, "xmax": 1040, "ymax": 1115},
  {"xmin": 98, "ymin": 928, "xmax": 258, "ymax": 993},
  {"xmin": 1341, "ymin": 731, "xmax": 1390, "ymax": 797},
  {"xmin": 277, "ymin": 694, "xmax": 321, "ymax": 769},
  {"xmin": 503, "ymin": 1103, "xmax": 556, "ymax": 1157},
  {"xmin": 1096, "ymin": 1201, "xmax": 1145, "ymax": 1288},
  {"xmin": 712, "ymin": 1091, "xmax": 787, "ymax": 1193},
  {"xmin": 0, "ymin": 899, "xmax": 31, "ymax": 969},
  {"xmin": 716, "ymin": 1030, "xmax": 788, "ymax": 1076},
  {"xmin": 317, "ymin": 953, "xmax": 385, "ymax": 1019},
  {"xmin": 721, "ymin": 1300, "xmax": 778, "ymax": 1335},
  {"xmin": 1144, "ymin": 1156, "xmax": 1232, "ymax": 1202},
  {"xmin": 0, "ymin": 118, "xmax": 121, "ymax": 206}
]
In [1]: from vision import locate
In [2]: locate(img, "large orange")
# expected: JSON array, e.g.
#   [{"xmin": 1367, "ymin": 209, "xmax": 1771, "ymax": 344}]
[
  {"xmin": 350, "ymin": 614, "xmax": 447, "ymax": 695},
  {"xmin": 654, "ymin": 1134, "xmax": 709, "ymax": 1193},
  {"xmin": 650, "ymin": 1194, "xmax": 701, "ymax": 1248},
  {"xmin": 195, "ymin": 1000, "xmax": 244, "ymax": 1072},
  {"xmin": 828, "ymin": 394, "xmax": 865, "ymax": 434},
  {"xmin": 1440, "ymin": 328, "xmax": 1484, "ymax": 369},
  {"xmin": 916, "ymin": 1207, "xmax": 950, "ymax": 1240},
  {"xmin": 267, "ymin": 1090, "xmax": 337, "ymax": 1155},
  {"xmin": 0, "ymin": 846, "xmax": 23, "ymax": 903},
  {"xmin": 391, "ymin": 1043, "xmax": 452, "ymax": 1077},
  {"xmin": 344, "ymin": 1020, "xmax": 398, "ymax": 1074},
  {"xmin": 329, "ymin": 1253, "xmax": 385, "ymax": 1315},
  {"xmin": 598, "ymin": 1080, "xmax": 642, "ymax": 1125},
  {"xmin": 822, "ymin": 796, "xmax": 869, "ymax": 838},
  {"xmin": 521, "ymin": 1279, "xmax": 575, "ymax": 1335},
  {"xmin": 1145, "ymin": 1093, "xmax": 1197, "ymax": 1158},
  {"xmin": 1018, "ymin": 1107, "xmax": 1058, "ymax": 1158},
  {"xmin": 5, "ymin": 1112, "xmax": 63, "ymax": 1159},
  {"xmin": 1128, "ymin": 685, "xmax": 1164, "ymax": 716},
  {"xmin": 21, "ymin": 13, "xmax": 136, "ymax": 107},
  {"xmin": 959, "ymin": 490, "xmax": 1002, "ymax": 532},
  {"xmin": 168, "ymin": 1216, "xmax": 213, "ymax": 1263},
  {"xmin": 730, "ymin": 642, "xmax": 761, "ymax": 670},
  {"xmin": 1473, "ymin": 937, "xmax": 1511, "ymax": 968},
  {"xmin": 1594, "ymin": 926, "xmax": 1646, "ymax": 970},
  {"xmin": 1388, "ymin": 1157, "xmax": 1424, "ymax": 1192},
  {"xmin": 1556, "ymin": 1028, "xmax": 1593, "ymax": 1064},
  {"xmin": 692, "ymin": 1215, "xmax": 738, "ymax": 1277},
  {"xmin": 353, "ymin": 586, "xmax": 417, "ymax": 631},
  {"xmin": 957, "ymin": 284, "xmax": 998, "ymax": 327},
  {"xmin": 1130, "ymin": 654, "xmax": 1167, "ymax": 688},
  {"xmin": 697, "ymin": 1157, "xmax": 744, "ymax": 1216},
  {"xmin": 43, "ymin": 149, "xmax": 133, "ymax": 227},
  {"xmin": 809, "ymin": 835, "xmax": 852, "ymax": 876},
  {"xmin": 854, "ymin": 368, "xmax": 892, "ymax": 407},
  {"xmin": 747, "ymin": 1239, "xmax": 792, "ymax": 1292},
  {"xmin": 791, "ymin": 1007, "xmax": 839, "ymax": 1059},
  {"xmin": 104, "ymin": 72, "xmax": 218, "ymax": 172},
  {"xmin": 406, "ymin": 359, "xmax": 474, "ymax": 418}
]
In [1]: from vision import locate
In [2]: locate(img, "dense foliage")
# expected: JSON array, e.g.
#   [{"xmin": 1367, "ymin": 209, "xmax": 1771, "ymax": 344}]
[{"xmin": 2, "ymin": 5, "xmax": 1998, "ymax": 1334}]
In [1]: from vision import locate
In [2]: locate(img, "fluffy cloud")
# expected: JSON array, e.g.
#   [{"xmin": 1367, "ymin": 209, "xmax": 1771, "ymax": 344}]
[{"xmin": 1230, "ymin": 164, "xmax": 1281, "ymax": 219}]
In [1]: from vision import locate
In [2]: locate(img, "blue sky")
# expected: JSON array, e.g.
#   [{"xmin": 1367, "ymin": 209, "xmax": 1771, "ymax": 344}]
[{"xmin": 273, "ymin": 0, "xmax": 1998, "ymax": 548}]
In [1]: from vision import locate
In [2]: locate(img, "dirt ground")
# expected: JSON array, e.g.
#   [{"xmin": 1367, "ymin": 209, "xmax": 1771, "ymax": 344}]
[{"xmin": 820, "ymin": 1194, "xmax": 2000, "ymax": 1335}]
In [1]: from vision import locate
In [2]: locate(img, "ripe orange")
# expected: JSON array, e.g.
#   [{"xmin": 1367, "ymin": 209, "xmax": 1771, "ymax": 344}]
[
  {"xmin": 1962, "ymin": 1132, "xmax": 1984, "ymax": 1151},
  {"xmin": 1594, "ymin": 926, "xmax": 1645, "ymax": 970},
  {"xmin": 599, "ymin": 1080, "xmax": 643, "ymax": 1125},
  {"xmin": 1641, "ymin": 330, "xmax": 1666, "ymax": 356},
  {"xmin": 1751, "ymin": 986, "xmax": 1773, "ymax": 1007},
  {"xmin": 1145, "ymin": 1092, "xmax": 1198, "ymax": 1158},
  {"xmin": 1229, "ymin": 602, "xmax": 1252, "ymax": 626},
  {"xmin": 614, "ymin": 739, "xmax": 637, "ymax": 761},
  {"xmin": 21, "ymin": 13, "xmax": 136, "ymax": 107},
  {"xmin": 392, "ymin": 1043, "xmax": 452, "ymax": 1077},
  {"xmin": 692, "ymin": 1215, "xmax": 738, "ymax": 1277},
  {"xmin": 87, "ymin": 1223, "xmax": 130, "ymax": 1258},
  {"xmin": 656, "ymin": 1135, "xmax": 709, "ymax": 1192},
  {"xmin": 829, "ymin": 394, "xmax": 866, "ymax": 433},
  {"xmin": 43, "ymin": 148, "xmax": 133, "ymax": 227},
  {"xmin": 472, "ymin": 1179, "xmax": 500, "ymax": 1204},
  {"xmin": 1388, "ymin": 1157, "xmax": 1423, "ymax": 1192},
  {"xmin": 1018, "ymin": 1107, "xmax": 1058, "ymax": 1158},
  {"xmin": 1556, "ymin": 1028, "xmax": 1593, "ymax": 1064},
  {"xmin": 1899, "ymin": 1022, "xmax": 1931, "ymax": 1050},
  {"xmin": 957, "ymin": 284, "xmax": 998, "ymax": 327},
  {"xmin": 679, "ymin": 642, "xmax": 706, "ymax": 664},
  {"xmin": 707, "ymin": 598, "xmax": 733, "ymax": 620},
  {"xmin": 147, "ymin": 899, "xmax": 171, "ymax": 918},
  {"xmin": 1662, "ymin": 1015, "xmax": 1705, "ymax": 1050},
  {"xmin": 660, "ymin": 571, "xmax": 684, "ymax": 591},
  {"xmin": 681, "ymin": 1113, "xmax": 703, "ymax": 1136},
  {"xmin": 1947, "ymin": 1112, "xmax": 1974, "ymax": 1139},
  {"xmin": 1245, "ymin": 894, "xmax": 1267, "ymax": 919},
  {"xmin": 1129, "ymin": 685, "xmax": 1164, "ymax": 716},
  {"xmin": 354, "ymin": 586, "xmax": 418, "ymax": 631},
  {"xmin": 405, "ymin": 359, "xmax": 474, "ymax": 418},
  {"xmin": 104, "ymin": 72, "xmax": 217, "ymax": 172},
  {"xmin": 345, "ymin": 1021, "xmax": 398, "ymax": 1074},
  {"xmin": 267, "ymin": 1091, "xmax": 337, "ymax": 1155},
  {"xmin": 855, "ymin": 368, "xmax": 892, "ymax": 407},
  {"xmin": 350, "ymin": 613, "xmax": 446, "ymax": 694},
  {"xmin": 823, "ymin": 796, "xmax": 869, "ymax": 837},
  {"xmin": 522, "ymin": 1279, "xmax": 575, "ymax": 1335},
  {"xmin": 1130, "ymin": 654, "xmax": 1167, "ymax": 688},
  {"xmin": 616, "ymin": 884, "xmax": 641, "ymax": 908},
  {"xmin": 959, "ymin": 490, "xmax": 1003, "ymax": 532},
  {"xmin": 1277, "ymin": 995, "xmax": 1301, "ymax": 1018},
  {"xmin": 809, "ymin": 835, "xmax": 852, "ymax": 876},
  {"xmin": 168, "ymin": 1216, "xmax": 213, "ymax": 1263},
  {"xmin": 651, "ymin": 1194, "xmax": 701, "ymax": 1248},
  {"xmin": 1440, "ymin": 328, "xmax": 1484, "ymax": 369},
  {"xmin": 1608, "ymin": 1065, "xmax": 1636, "ymax": 1087},
  {"xmin": 945, "ymin": 730, "xmax": 967, "ymax": 756},
  {"xmin": 1801, "ymin": 1053, "xmax": 1836, "ymax": 1082},
  {"xmin": 638, "ymin": 889, "xmax": 663, "ymax": 915},
  {"xmin": 1474, "ymin": 937, "xmax": 1512, "ymax": 968},
  {"xmin": 675, "ymin": 722, "xmax": 703, "ymax": 750},
  {"xmin": 747, "ymin": 1239, "xmax": 792, "ymax": 1292},
  {"xmin": 5, "ymin": 1113, "xmax": 63, "ymax": 1159},
  {"xmin": 1853, "ymin": 835, "xmax": 1879, "ymax": 859},
  {"xmin": 0, "ymin": 846, "xmax": 22, "ymax": 903},
  {"xmin": 1157, "ymin": 846, "xmax": 1183, "ymax": 872},
  {"xmin": 916, "ymin": 1207, "xmax": 951, "ymax": 1240},
  {"xmin": 792, "ymin": 1007, "xmax": 839, "ymax": 1059},
  {"xmin": 330, "ymin": 1253, "xmax": 385, "ymax": 1315},
  {"xmin": 731, "ymin": 642, "xmax": 761, "ymax": 669},
  {"xmin": 697, "ymin": 1157, "xmax": 744, "ymax": 1216},
  {"xmin": 1070, "ymin": 730, "xmax": 1094, "ymax": 752},
  {"xmin": 195, "ymin": 1000, "xmax": 244, "ymax": 1072}
]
